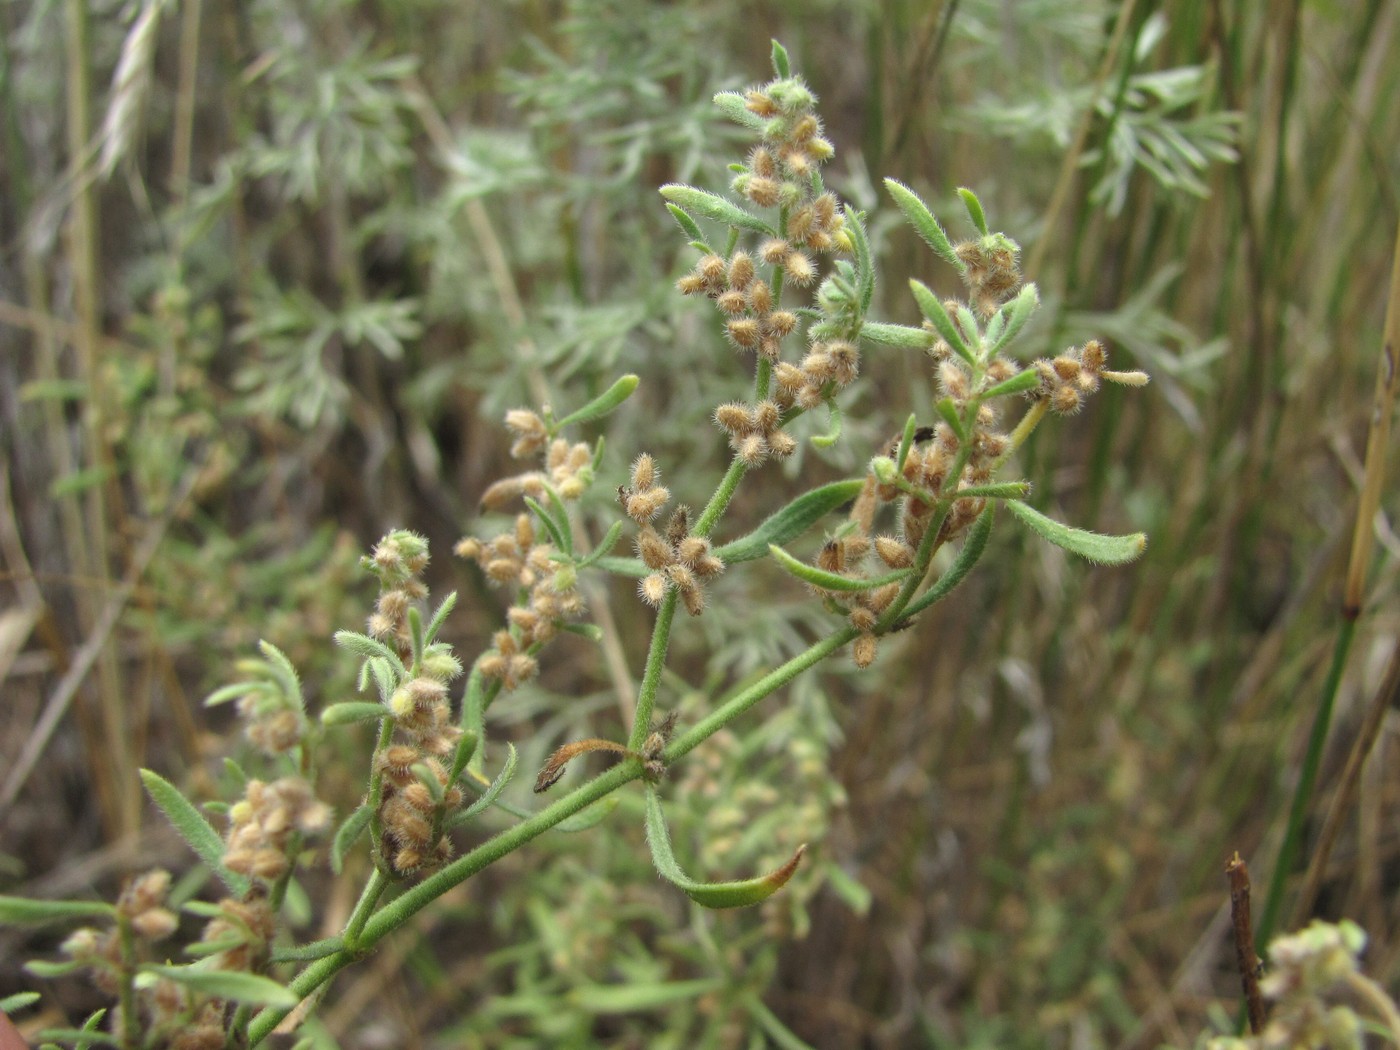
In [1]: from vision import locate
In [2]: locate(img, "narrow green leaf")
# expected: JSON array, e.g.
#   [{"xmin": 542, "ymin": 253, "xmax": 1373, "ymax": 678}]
[
  {"xmin": 33, "ymin": 1028, "xmax": 120, "ymax": 1047},
  {"xmin": 0, "ymin": 896, "xmax": 114, "ymax": 925},
  {"xmin": 423, "ymin": 591, "xmax": 458, "ymax": 646},
  {"xmin": 25, "ymin": 958, "xmax": 88, "ymax": 979},
  {"xmin": 256, "ymin": 640, "xmax": 302, "ymax": 708},
  {"xmin": 712, "ymin": 91, "xmax": 766, "ymax": 131},
  {"xmin": 330, "ymin": 803, "xmax": 372, "ymax": 875},
  {"xmin": 990, "ymin": 283, "xmax": 1039, "ymax": 353},
  {"xmin": 203, "ymin": 681, "xmax": 258, "ymax": 707},
  {"xmin": 659, "ymin": 185, "xmax": 776, "ymax": 237},
  {"xmin": 643, "ymin": 788, "xmax": 805, "ymax": 909},
  {"xmin": 713, "ymin": 479, "xmax": 864, "ymax": 564},
  {"xmin": 0, "ymin": 991, "xmax": 40, "ymax": 1014},
  {"xmin": 859, "ymin": 321, "xmax": 933, "ymax": 350},
  {"xmin": 407, "ymin": 607, "xmax": 425, "ymax": 667},
  {"xmin": 560, "ymin": 621, "xmax": 606, "ymax": 642},
  {"xmin": 1004, "ymin": 500, "xmax": 1147, "ymax": 564},
  {"xmin": 955, "ymin": 481, "xmax": 1030, "ymax": 500},
  {"xmin": 665, "ymin": 203, "xmax": 708, "ymax": 247},
  {"xmin": 523, "ymin": 496, "xmax": 570, "ymax": 554},
  {"xmin": 554, "ymin": 374, "xmax": 640, "ymax": 429},
  {"xmin": 139, "ymin": 770, "xmax": 248, "ymax": 896},
  {"xmin": 768, "ymin": 545, "xmax": 911, "ymax": 593},
  {"xmin": 982, "ymin": 367, "xmax": 1040, "ymax": 399},
  {"xmin": 934, "ymin": 397, "xmax": 967, "ymax": 441},
  {"xmin": 451, "ymin": 743, "xmax": 519, "ymax": 826},
  {"xmin": 894, "ymin": 413, "xmax": 918, "ymax": 473},
  {"xmin": 578, "ymin": 520, "xmax": 623, "ymax": 569},
  {"xmin": 569, "ymin": 978, "xmax": 724, "ymax": 1013},
  {"xmin": 320, "ymin": 702, "xmax": 385, "ymax": 727},
  {"xmin": 333, "ymin": 631, "xmax": 406, "ymax": 678},
  {"xmin": 894, "ymin": 503, "xmax": 996, "ymax": 625},
  {"xmin": 884, "ymin": 179, "xmax": 964, "ymax": 272},
  {"xmin": 958, "ymin": 187, "xmax": 989, "ymax": 236},
  {"xmin": 909, "ymin": 279, "xmax": 974, "ymax": 365},
  {"xmin": 770, "ymin": 39, "xmax": 791, "ymax": 78},
  {"xmin": 142, "ymin": 965, "xmax": 297, "ymax": 1007},
  {"xmin": 369, "ymin": 657, "xmax": 397, "ymax": 704},
  {"xmin": 846, "ymin": 206, "xmax": 875, "ymax": 315}
]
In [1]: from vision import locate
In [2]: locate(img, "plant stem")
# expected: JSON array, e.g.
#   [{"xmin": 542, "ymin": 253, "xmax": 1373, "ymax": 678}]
[
  {"xmin": 626, "ymin": 588, "xmax": 679, "ymax": 752},
  {"xmin": 666, "ymin": 626, "xmax": 855, "ymax": 762},
  {"xmin": 1254, "ymin": 618, "xmax": 1355, "ymax": 951},
  {"xmin": 342, "ymin": 868, "xmax": 387, "ymax": 949}
]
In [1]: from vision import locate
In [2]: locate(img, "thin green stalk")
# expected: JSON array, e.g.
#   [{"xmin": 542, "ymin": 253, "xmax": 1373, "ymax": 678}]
[
  {"xmin": 694, "ymin": 456, "xmax": 750, "ymax": 538},
  {"xmin": 626, "ymin": 588, "xmax": 680, "ymax": 752},
  {"xmin": 342, "ymin": 868, "xmax": 387, "ymax": 949},
  {"xmin": 666, "ymin": 626, "xmax": 855, "ymax": 762},
  {"xmin": 1253, "ymin": 619, "xmax": 1355, "ymax": 952}
]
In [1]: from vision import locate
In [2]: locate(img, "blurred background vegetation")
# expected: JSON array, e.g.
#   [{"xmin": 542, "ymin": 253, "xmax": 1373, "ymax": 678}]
[{"xmin": 1, "ymin": 0, "xmax": 1397, "ymax": 1046}]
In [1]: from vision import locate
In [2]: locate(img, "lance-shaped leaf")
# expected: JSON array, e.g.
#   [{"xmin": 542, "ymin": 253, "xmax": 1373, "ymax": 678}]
[
  {"xmin": 712, "ymin": 91, "xmax": 767, "ymax": 131},
  {"xmin": 659, "ymin": 185, "xmax": 776, "ymax": 237},
  {"xmin": 533, "ymin": 738, "xmax": 631, "ymax": 793},
  {"xmin": 884, "ymin": 179, "xmax": 964, "ymax": 273},
  {"xmin": 713, "ymin": 479, "xmax": 864, "ymax": 564},
  {"xmin": 934, "ymin": 397, "xmax": 968, "ymax": 442},
  {"xmin": 846, "ymin": 206, "xmax": 876, "ymax": 315},
  {"xmin": 643, "ymin": 788, "xmax": 804, "ymax": 909},
  {"xmin": 140, "ymin": 964, "xmax": 297, "ymax": 1007},
  {"xmin": 423, "ymin": 592, "xmax": 458, "ymax": 646},
  {"xmin": 320, "ymin": 702, "xmax": 386, "ymax": 727},
  {"xmin": 958, "ymin": 187, "xmax": 989, "ymax": 236},
  {"xmin": 665, "ymin": 204, "xmax": 709, "ymax": 248},
  {"xmin": 860, "ymin": 321, "xmax": 933, "ymax": 350},
  {"xmin": 523, "ymin": 495, "xmax": 571, "ymax": 555},
  {"xmin": 0, "ymin": 896, "xmax": 115, "ymax": 925},
  {"xmin": 330, "ymin": 803, "xmax": 372, "ymax": 874},
  {"xmin": 450, "ymin": 743, "xmax": 519, "ymax": 827},
  {"xmin": 768, "ymin": 544, "xmax": 911, "ymax": 593},
  {"xmin": 893, "ymin": 502, "xmax": 997, "ymax": 626},
  {"xmin": 990, "ymin": 282, "xmax": 1040, "ymax": 353},
  {"xmin": 140, "ymin": 770, "xmax": 249, "ymax": 897},
  {"xmin": 334, "ymin": 631, "xmax": 407, "ymax": 678},
  {"xmin": 1005, "ymin": 499, "xmax": 1147, "ymax": 564},
  {"xmin": 553, "ymin": 374, "xmax": 640, "ymax": 429},
  {"xmin": 909, "ymin": 279, "xmax": 974, "ymax": 365},
  {"xmin": 982, "ymin": 367, "xmax": 1040, "ymax": 400}
]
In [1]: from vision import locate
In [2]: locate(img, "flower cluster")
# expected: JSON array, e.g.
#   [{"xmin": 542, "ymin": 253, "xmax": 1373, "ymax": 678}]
[
  {"xmin": 479, "ymin": 409, "xmax": 594, "ymax": 509},
  {"xmin": 363, "ymin": 531, "xmax": 431, "ymax": 653},
  {"xmin": 375, "ymin": 743, "xmax": 463, "ymax": 876},
  {"xmin": 620, "ymin": 455, "xmax": 723, "ymax": 616},
  {"xmin": 223, "ymin": 776, "xmax": 331, "ymax": 882},
  {"xmin": 456, "ymin": 511, "xmax": 586, "ymax": 690},
  {"xmin": 713, "ymin": 399, "xmax": 796, "ymax": 466}
]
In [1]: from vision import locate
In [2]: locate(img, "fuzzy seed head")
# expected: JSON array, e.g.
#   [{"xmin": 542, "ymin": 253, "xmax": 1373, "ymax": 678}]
[
  {"xmin": 715, "ymin": 402, "xmax": 752, "ymax": 433},
  {"xmin": 639, "ymin": 573, "xmax": 668, "ymax": 606},
  {"xmin": 1081, "ymin": 339, "xmax": 1106, "ymax": 372},
  {"xmin": 748, "ymin": 280, "xmax": 773, "ymax": 315},
  {"xmin": 784, "ymin": 251, "xmax": 816, "ymax": 285},
  {"xmin": 727, "ymin": 252, "xmax": 755, "ymax": 291},
  {"xmin": 727, "ymin": 318, "xmax": 760, "ymax": 349},
  {"xmin": 852, "ymin": 633, "xmax": 878, "ymax": 669},
  {"xmin": 768, "ymin": 310, "xmax": 798, "ymax": 338},
  {"xmin": 744, "ymin": 176, "xmax": 781, "ymax": 207},
  {"xmin": 761, "ymin": 239, "xmax": 790, "ymax": 265},
  {"xmin": 1051, "ymin": 386, "xmax": 1082, "ymax": 415}
]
